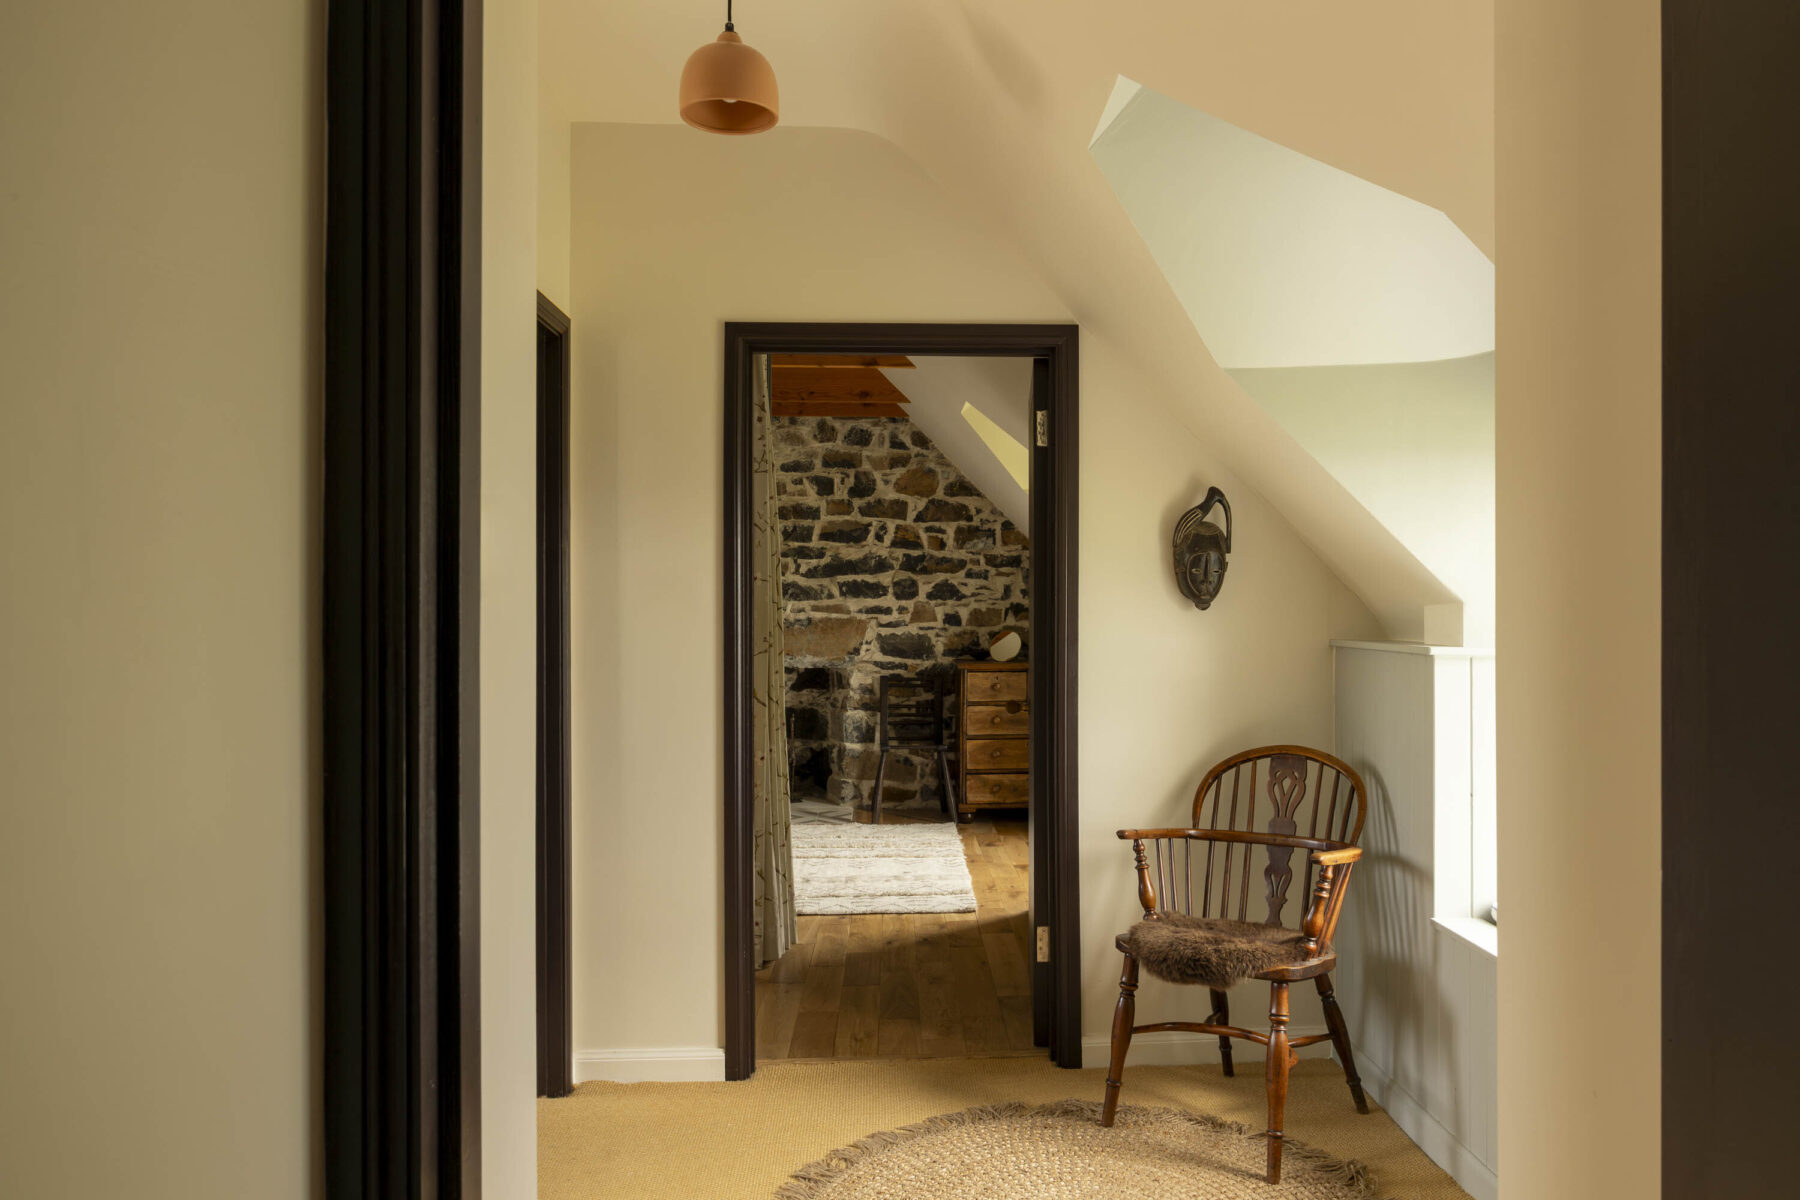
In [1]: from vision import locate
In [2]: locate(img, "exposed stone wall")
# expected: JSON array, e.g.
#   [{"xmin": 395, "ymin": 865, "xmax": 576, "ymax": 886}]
[{"xmin": 777, "ymin": 414, "xmax": 1029, "ymax": 810}]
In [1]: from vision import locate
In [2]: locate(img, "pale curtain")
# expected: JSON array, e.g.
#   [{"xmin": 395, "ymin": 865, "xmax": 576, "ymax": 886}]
[{"xmin": 751, "ymin": 354, "xmax": 798, "ymax": 968}]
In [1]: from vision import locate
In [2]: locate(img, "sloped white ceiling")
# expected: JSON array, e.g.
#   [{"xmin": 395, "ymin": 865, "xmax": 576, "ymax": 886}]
[
  {"xmin": 542, "ymin": 0, "xmax": 1495, "ymax": 640},
  {"xmin": 1091, "ymin": 83, "xmax": 1494, "ymax": 369},
  {"xmin": 885, "ymin": 357, "xmax": 1033, "ymax": 533}
]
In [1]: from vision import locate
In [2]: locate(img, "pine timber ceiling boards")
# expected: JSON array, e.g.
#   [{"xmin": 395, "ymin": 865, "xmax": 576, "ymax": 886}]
[{"xmin": 771, "ymin": 354, "xmax": 915, "ymax": 417}]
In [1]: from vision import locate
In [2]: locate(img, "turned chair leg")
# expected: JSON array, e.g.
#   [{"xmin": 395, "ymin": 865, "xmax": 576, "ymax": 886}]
[
  {"xmin": 1316, "ymin": 973, "xmax": 1369, "ymax": 1114},
  {"xmin": 1100, "ymin": 952, "xmax": 1140, "ymax": 1126},
  {"xmin": 1265, "ymin": 982, "xmax": 1291, "ymax": 1184},
  {"xmin": 1208, "ymin": 987, "xmax": 1234, "ymax": 1077},
  {"xmin": 870, "ymin": 750, "xmax": 888, "ymax": 824}
]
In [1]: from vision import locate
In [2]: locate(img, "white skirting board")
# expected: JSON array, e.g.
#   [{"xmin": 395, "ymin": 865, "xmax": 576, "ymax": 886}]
[
  {"xmin": 1079, "ymin": 1024, "xmax": 1332, "ymax": 1070},
  {"xmin": 1357, "ymin": 1057, "xmax": 1499, "ymax": 1200},
  {"xmin": 577, "ymin": 1036, "xmax": 1322, "ymax": 1081},
  {"xmin": 573, "ymin": 1047, "xmax": 726, "ymax": 1084}
]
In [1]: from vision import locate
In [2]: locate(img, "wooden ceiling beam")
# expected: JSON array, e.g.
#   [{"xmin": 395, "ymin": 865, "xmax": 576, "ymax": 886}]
[{"xmin": 771, "ymin": 366, "xmax": 912, "ymax": 419}]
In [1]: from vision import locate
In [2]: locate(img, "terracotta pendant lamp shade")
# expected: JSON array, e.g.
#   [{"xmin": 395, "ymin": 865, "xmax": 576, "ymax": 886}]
[{"xmin": 679, "ymin": 4, "xmax": 778, "ymax": 136}]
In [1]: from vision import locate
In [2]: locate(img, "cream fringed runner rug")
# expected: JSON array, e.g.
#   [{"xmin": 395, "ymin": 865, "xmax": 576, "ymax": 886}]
[
  {"xmin": 776, "ymin": 1101, "xmax": 1381, "ymax": 1200},
  {"xmin": 790, "ymin": 820, "xmax": 977, "ymax": 915}
]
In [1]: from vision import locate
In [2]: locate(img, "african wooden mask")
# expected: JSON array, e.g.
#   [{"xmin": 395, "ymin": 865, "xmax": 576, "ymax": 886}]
[{"xmin": 1172, "ymin": 487, "xmax": 1232, "ymax": 610}]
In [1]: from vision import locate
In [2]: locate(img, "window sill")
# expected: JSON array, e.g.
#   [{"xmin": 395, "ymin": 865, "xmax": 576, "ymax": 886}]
[{"xmin": 1433, "ymin": 915, "xmax": 1498, "ymax": 958}]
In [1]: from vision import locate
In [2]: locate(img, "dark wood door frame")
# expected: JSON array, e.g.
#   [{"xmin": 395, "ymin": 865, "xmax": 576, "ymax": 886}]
[
  {"xmin": 1662, "ymin": 2, "xmax": 1800, "ymax": 1194},
  {"xmin": 322, "ymin": 0, "xmax": 483, "ymax": 1195},
  {"xmin": 723, "ymin": 322, "xmax": 1082, "ymax": 1079},
  {"xmin": 535, "ymin": 294, "xmax": 573, "ymax": 1098}
]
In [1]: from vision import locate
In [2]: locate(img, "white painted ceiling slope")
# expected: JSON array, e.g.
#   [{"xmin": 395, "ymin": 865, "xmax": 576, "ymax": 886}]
[
  {"xmin": 1090, "ymin": 79, "xmax": 1494, "ymax": 370},
  {"xmin": 543, "ymin": 1, "xmax": 1495, "ymax": 641},
  {"xmin": 885, "ymin": 357, "xmax": 1033, "ymax": 534}
]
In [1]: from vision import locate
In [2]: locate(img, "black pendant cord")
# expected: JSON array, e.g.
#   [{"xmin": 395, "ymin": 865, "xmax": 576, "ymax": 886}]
[{"xmin": 725, "ymin": 0, "xmax": 733, "ymax": 32}]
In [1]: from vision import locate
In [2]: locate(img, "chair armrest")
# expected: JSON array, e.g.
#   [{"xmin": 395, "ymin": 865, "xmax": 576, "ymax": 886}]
[
  {"xmin": 1300, "ymin": 847, "xmax": 1363, "ymax": 955},
  {"xmin": 1116, "ymin": 827, "xmax": 1199, "ymax": 841},
  {"xmin": 1114, "ymin": 835, "xmax": 1156, "ymax": 916}
]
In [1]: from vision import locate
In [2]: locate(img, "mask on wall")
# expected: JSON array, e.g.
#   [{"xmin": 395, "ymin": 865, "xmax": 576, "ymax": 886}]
[{"xmin": 1172, "ymin": 487, "xmax": 1233, "ymax": 610}]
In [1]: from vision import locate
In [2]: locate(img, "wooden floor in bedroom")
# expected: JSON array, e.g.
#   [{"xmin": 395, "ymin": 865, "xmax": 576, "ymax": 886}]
[{"xmin": 754, "ymin": 810, "xmax": 1038, "ymax": 1062}]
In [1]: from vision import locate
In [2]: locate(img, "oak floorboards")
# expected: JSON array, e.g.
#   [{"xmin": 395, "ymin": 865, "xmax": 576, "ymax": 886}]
[{"xmin": 754, "ymin": 811, "xmax": 1036, "ymax": 1062}]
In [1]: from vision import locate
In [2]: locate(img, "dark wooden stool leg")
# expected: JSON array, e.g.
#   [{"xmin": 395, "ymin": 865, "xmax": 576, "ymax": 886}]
[
  {"xmin": 1316, "ymin": 973, "xmax": 1369, "ymax": 1113},
  {"xmin": 936, "ymin": 748, "xmax": 955, "ymax": 816},
  {"xmin": 1100, "ymin": 952, "xmax": 1139, "ymax": 1126},
  {"xmin": 1208, "ymin": 988, "xmax": 1234, "ymax": 1077},
  {"xmin": 871, "ymin": 750, "xmax": 888, "ymax": 824},
  {"xmin": 1265, "ymin": 982, "xmax": 1291, "ymax": 1184}
]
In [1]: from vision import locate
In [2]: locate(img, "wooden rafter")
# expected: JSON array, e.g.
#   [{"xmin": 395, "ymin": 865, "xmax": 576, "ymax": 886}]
[{"xmin": 771, "ymin": 365, "xmax": 912, "ymax": 417}]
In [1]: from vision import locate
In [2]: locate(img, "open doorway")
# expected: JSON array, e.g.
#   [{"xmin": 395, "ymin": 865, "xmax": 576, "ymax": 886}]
[
  {"xmin": 723, "ymin": 323, "xmax": 1080, "ymax": 1078},
  {"xmin": 757, "ymin": 352, "xmax": 1037, "ymax": 1063}
]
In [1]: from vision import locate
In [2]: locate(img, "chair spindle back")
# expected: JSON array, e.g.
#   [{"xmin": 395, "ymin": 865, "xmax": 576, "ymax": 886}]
[{"xmin": 1139, "ymin": 746, "xmax": 1367, "ymax": 930}]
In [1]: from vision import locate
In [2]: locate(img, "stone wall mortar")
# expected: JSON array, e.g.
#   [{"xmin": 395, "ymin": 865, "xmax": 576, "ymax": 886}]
[{"xmin": 777, "ymin": 413, "xmax": 1029, "ymax": 808}]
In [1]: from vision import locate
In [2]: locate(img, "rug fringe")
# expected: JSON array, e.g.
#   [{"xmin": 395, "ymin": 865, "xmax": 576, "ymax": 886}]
[{"xmin": 773, "ymin": 1099, "xmax": 1388, "ymax": 1199}]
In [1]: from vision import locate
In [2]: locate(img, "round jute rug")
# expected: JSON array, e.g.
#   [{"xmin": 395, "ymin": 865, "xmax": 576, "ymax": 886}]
[{"xmin": 774, "ymin": 1100, "xmax": 1380, "ymax": 1200}]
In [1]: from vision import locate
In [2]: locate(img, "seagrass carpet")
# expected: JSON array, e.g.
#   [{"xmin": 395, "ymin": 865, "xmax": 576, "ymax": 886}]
[
  {"xmin": 537, "ymin": 1057, "xmax": 1473, "ymax": 1200},
  {"xmin": 775, "ymin": 1100, "xmax": 1377, "ymax": 1199}
]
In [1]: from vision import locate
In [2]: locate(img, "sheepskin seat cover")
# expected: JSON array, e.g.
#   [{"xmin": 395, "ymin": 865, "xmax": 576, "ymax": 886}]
[{"xmin": 1123, "ymin": 913, "xmax": 1310, "ymax": 988}]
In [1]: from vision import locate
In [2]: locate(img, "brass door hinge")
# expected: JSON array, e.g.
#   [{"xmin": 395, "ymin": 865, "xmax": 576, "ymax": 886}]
[
  {"xmin": 1036, "ymin": 925, "xmax": 1051, "ymax": 962},
  {"xmin": 1035, "ymin": 410, "xmax": 1048, "ymax": 447}
]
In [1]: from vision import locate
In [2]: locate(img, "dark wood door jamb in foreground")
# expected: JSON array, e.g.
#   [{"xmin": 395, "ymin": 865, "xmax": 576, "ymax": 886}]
[
  {"xmin": 536, "ymin": 293, "xmax": 574, "ymax": 1099},
  {"xmin": 722, "ymin": 323, "xmax": 1081, "ymax": 1080},
  {"xmin": 323, "ymin": 1, "xmax": 483, "ymax": 1195},
  {"xmin": 1662, "ymin": 2, "xmax": 1800, "ymax": 1195}
]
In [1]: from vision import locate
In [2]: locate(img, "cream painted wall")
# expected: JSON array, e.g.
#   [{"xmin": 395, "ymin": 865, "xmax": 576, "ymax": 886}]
[
  {"xmin": 566, "ymin": 122, "xmax": 1379, "ymax": 1067},
  {"xmin": 538, "ymin": 115, "xmax": 572, "ymax": 312},
  {"xmin": 481, "ymin": 0, "xmax": 541, "ymax": 1196},
  {"xmin": 0, "ymin": 3, "xmax": 321, "ymax": 1196},
  {"xmin": 1496, "ymin": 2, "xmax": 1660, "ymax": 1196}
]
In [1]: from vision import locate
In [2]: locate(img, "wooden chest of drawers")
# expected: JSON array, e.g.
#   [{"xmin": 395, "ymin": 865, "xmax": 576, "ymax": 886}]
[{"xmin": 954, "ymin": 660, "xmax": 1029, "ymax": 822}]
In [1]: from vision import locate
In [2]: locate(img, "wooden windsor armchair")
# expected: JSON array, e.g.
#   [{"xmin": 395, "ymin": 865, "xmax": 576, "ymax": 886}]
[{"xmin": 1099, "ymin": 746, "xmax": 1371, "ymax": 1184}]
